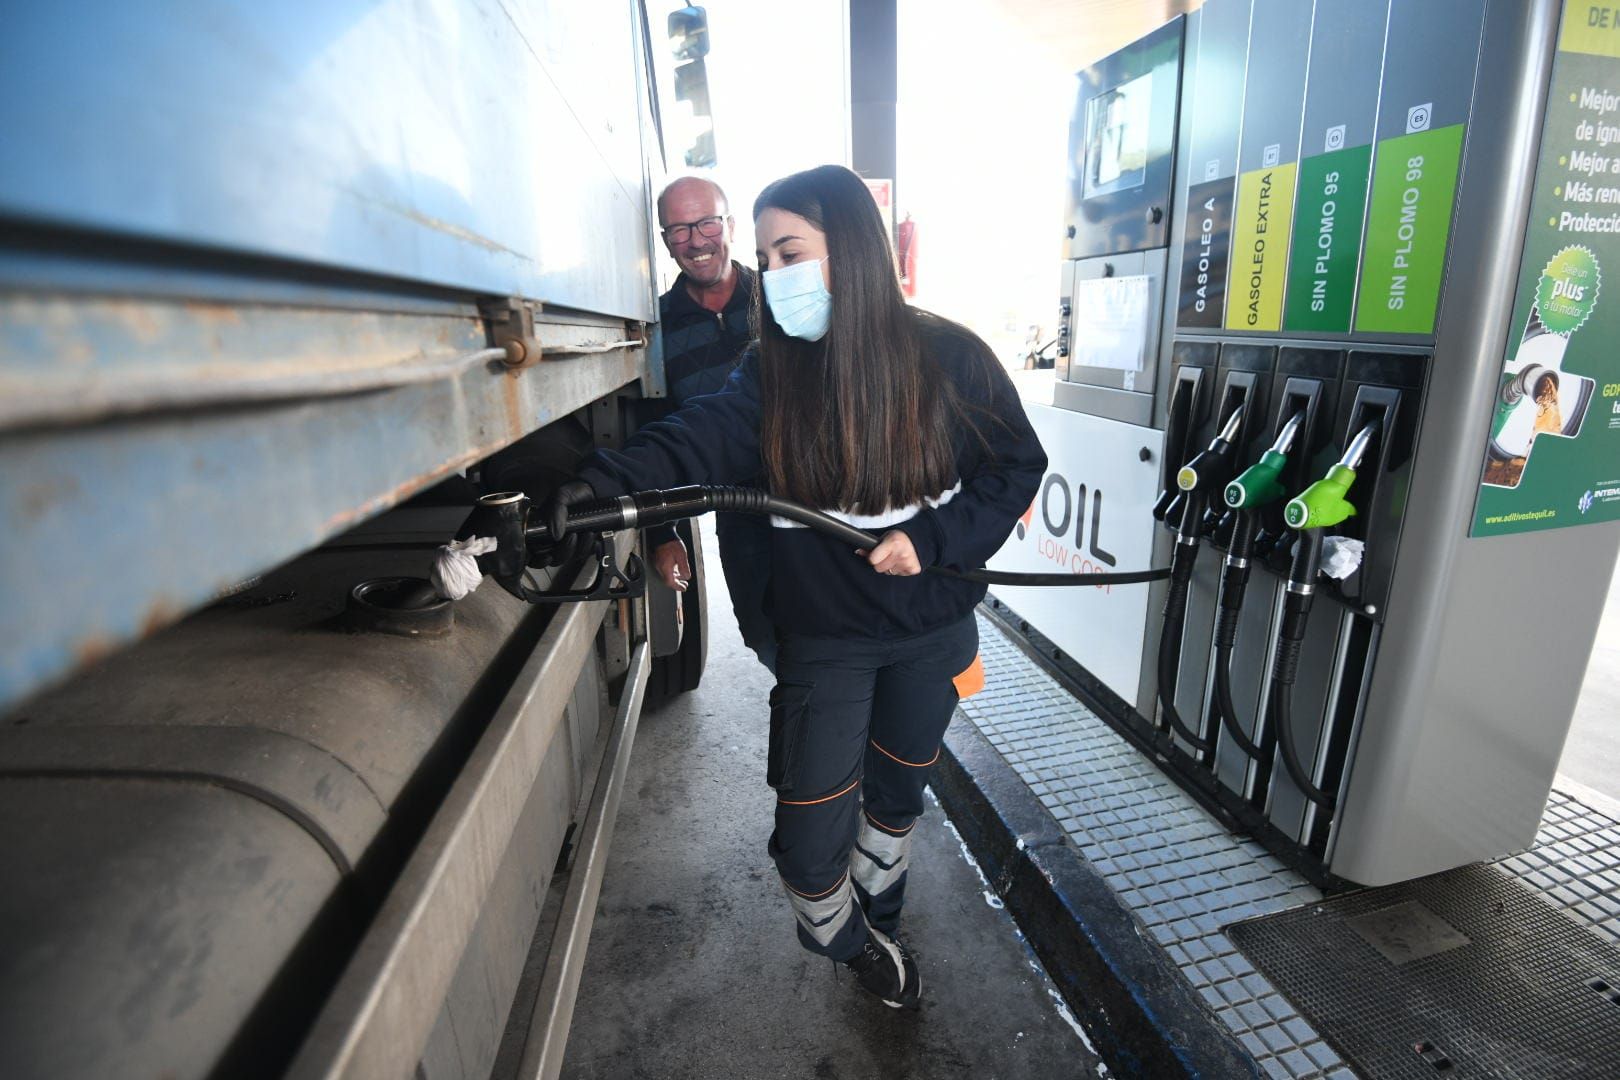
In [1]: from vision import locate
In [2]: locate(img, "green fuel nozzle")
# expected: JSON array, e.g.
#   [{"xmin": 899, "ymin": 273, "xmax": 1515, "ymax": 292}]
[
  {"xmin": 1283, "ymin": 422, "xmax": 1379, "ymax": 530},
  {"xmin": 1224, "ymin": 411, "xmax": 1305, "ymax": 510}
]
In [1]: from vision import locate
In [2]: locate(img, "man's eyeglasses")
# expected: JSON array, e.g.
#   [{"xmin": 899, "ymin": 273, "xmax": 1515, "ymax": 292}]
[{"xmin": 662, "ymin": 215, "xmax": 726, "ymax": 244}]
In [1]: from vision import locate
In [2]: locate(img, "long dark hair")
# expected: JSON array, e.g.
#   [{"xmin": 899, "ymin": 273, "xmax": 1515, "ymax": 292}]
[{"xmin": 752, "ymin": 165, "xmax": 957, "ymax": 514}]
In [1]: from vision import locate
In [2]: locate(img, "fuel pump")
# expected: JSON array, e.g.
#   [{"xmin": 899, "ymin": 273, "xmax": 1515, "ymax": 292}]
[
  {"xmin": 1155, "ymin": 405, "xmax": 1245, "ymax": 754},
  {"xmin": 1209, "ymin": 411, "xmax": 1306, "ymax": 761},
  {"xmin": 990, "ymin": 0, "xmax": 1617, "ymax": 890},
  {"xmin": 1265, "ymin": 422, "xmax": 1379, "ymax": 810}
]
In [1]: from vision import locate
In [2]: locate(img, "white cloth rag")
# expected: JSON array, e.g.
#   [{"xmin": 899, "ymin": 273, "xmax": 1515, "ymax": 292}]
[
  {"xmin": 1319, "ymin": 536, "xmax": 1365, "ymax": 581},
  {"xmin": 431, "ymin": 536, "xmax": 498, "ymax": 600}
]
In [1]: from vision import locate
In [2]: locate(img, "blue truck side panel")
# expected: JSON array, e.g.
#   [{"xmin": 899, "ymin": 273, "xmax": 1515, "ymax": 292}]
[
  {"xmin": 0, "ymin": 1, "xmax": 669, "ymax": 713},
  {"xmin": 0, "ymin": 1, "xmax": 657, "ymax": 321}
]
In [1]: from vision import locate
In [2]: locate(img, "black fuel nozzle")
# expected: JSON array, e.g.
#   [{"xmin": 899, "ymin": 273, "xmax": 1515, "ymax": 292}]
[
  {"xmin": 1156, "ymin": 405, "xmax": 1243, "ymax": 573},
  {"xmin": 459, "ymin": 486, "xmax": 727, "ymax": 604},
  {"xmin": 1152, "ymin": 486, "xmax": 1179, "ymax": 522},
  {"xmin": 525, "ymin": 484, "xmax": 755, "ymax": 548},
  {"xmin": 1174, "ymin": 405, "xmax": 1247, "ymax": 505},
  {"xmin": 459, "ymin": 492, "xmax": 534, "ymax": 601}
]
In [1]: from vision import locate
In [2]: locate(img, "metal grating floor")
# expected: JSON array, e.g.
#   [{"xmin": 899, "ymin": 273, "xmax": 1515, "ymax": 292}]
[
  {"xmin": 1226, "ymin": 864, "xmax": 1620, "ymax": 1079},
  {"xmin": 959, "ymin": 612, "xmax": 1620, "ymax": 1080}
]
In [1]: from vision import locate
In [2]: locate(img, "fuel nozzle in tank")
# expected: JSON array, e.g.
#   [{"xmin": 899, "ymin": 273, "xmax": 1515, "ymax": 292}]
[
  {"xmin": 1283, "ymin": 421, "xmax": 1379, "ymax": 532},
  {"xmin": 441, "ymin": 490, "xmax": 646, "ymax": 605}
]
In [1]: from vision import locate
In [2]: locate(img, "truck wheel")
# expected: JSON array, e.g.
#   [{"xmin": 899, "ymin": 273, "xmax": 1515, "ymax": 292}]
[{"xmin": 647, "ymin": 519, "xmax": 708, "ymax": 706}]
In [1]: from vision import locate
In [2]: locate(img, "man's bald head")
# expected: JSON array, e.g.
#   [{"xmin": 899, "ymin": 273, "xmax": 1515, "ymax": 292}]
[
  {"xmin": 657, "ymin": 176, "xmax": 729, "ymax": 226},
  {"xmin": 657, "ymin": 177, "xmax": 735, "ymax": 289}
]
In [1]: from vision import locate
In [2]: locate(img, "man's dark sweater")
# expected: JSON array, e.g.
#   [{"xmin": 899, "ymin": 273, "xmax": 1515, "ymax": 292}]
[
  {"xmin": 644, "ymin": 263, "xmax": 758, "ymax": 550},
  {"xmin": 660, "ymin": 263, "xmax": 757, "ymax": 405}
]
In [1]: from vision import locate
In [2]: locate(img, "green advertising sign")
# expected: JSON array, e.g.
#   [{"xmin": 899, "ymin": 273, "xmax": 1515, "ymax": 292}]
[
  {"xmin": 1473, "ymin": 3, "xmax": 1620, "ymax": 537},
  {"xmin": 1353, "ymin": 124, "xmax": 1466, "ymax": 334},
  {"xmin": 1284, "ymin": 145, "xmax": 1372, "ymax": 333}
]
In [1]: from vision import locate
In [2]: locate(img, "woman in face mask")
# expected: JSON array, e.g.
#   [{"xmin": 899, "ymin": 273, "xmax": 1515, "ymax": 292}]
[{"xmin": 556, "ymin": 163, "xmax": 1047, "ymax": 1010}]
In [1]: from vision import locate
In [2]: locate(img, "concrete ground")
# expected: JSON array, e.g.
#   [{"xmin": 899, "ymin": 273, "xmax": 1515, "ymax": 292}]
[
  {"xmin": 559, "ymin": 518, "xmax": 1100, "ymax": 1080},
  {"xmin": 1561, "ymin": 553, "xmax": 1620, "ymax": 801}
]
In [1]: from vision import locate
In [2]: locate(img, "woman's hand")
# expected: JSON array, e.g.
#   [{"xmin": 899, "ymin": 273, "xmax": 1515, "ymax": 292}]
[
  {"xmin": 653, "ymin": 538, "xmax": 692, "ymax": 591},
  {"xmin": 536, "ymin": 479, "xmax": 595, "ymax": 567},
  {"xmin": 864, "ymin": 530, "xmax": 922, "ymax": 577}
]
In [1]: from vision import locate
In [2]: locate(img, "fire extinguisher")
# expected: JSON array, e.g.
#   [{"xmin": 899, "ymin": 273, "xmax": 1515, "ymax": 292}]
[{"xmin": 897, "ymin": 212, "xmax": 918, "ymax": 298}]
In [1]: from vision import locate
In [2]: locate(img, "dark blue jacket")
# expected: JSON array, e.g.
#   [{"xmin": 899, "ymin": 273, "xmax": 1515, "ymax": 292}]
[
  {"xmin": 644, "ymin": 264, "xmax": 758, "ymax": 549},
  {"xmin": 581, "ymin": 317, "xmax": 1047, "ymax": 640},
  {"xmin": 660, "ymin": 263, "xmax": 757, "ymax": 405}
]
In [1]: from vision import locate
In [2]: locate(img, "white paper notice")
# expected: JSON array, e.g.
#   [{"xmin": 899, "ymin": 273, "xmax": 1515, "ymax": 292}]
[{"xmin": 1071, "ymin": 274, "xmax": 1150, "ymax": 372}]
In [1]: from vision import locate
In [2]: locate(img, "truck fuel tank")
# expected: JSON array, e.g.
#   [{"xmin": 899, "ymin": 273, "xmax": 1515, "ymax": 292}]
[{"xmin": 0, "ymin": 505, "xmax": 582, "ymax": 1080}]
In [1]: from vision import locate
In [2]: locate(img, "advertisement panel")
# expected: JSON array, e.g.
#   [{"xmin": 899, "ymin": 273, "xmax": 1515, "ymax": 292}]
[
  {"xmin": 1473, "ymin": 2, "xmax": 1620, "ymax": 536},
  {"xmin": 988, "ymin": 407, "xmax": 1164, "ymax": 703}
]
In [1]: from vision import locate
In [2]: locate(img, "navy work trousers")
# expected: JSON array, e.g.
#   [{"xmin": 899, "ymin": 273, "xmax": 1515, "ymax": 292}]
[{"xmin": 765, "ymin": 615, "xmax": 978, "ymax": 960}]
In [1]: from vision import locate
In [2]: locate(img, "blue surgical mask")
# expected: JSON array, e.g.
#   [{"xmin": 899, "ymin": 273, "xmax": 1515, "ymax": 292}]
[{"xmin": 762, "ymin": 258, "xmax": 832, "ymax": 341}]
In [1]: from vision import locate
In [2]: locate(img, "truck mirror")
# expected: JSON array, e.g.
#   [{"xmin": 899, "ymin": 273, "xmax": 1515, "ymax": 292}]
[
  {"xmin": 668, "ymin": 6, "xmax": 709, "ymax": 61},
  {"xmin": 673, "ymin": 58, "xmax": 716, "ymax": 167}
]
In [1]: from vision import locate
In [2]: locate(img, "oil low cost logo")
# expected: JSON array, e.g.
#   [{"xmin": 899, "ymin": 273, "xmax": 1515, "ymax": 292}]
[{"xmin": 1017, "ymin": 472, "xmax": 1118, "ymax": 579}]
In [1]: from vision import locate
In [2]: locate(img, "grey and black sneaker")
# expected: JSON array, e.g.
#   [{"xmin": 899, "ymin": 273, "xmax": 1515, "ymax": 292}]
[{"xmin": 843, "ymin": 927, "xmax": 921, "ymax": 1010}]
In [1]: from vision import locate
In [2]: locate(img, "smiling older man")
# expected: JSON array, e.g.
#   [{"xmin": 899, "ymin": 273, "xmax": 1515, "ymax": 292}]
[{"xmin": 645, "ymin": 176, "xmax": 775, "ymax": 672}]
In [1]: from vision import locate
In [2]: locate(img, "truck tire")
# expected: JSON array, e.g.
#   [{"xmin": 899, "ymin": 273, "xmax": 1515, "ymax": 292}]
[{"xmin": 647, "ymin": 519, "xmax": 708, "ymax": 706}]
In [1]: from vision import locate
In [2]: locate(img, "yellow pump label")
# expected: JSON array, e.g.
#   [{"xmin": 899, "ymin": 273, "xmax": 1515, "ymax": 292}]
[{"xmin": 1225, "ymin": 162, "xmax": 1298, "ymax": 332}]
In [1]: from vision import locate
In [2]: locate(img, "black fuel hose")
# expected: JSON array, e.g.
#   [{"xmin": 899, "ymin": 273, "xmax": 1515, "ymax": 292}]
[
  {"xmin": 1154, "ymin": 490, "xmax": 1214, "ymax": 754},
  {"xmin": 1211, "ymin": 509, "xmax": 1264, "ymax": 760},
  {"xmin": 1269, "ymin": 528, "xmax": 1336, "ymax": 809},
  {"xmin": 544, "ymin": 484, "xmax": 1171, "ymax": 587}
]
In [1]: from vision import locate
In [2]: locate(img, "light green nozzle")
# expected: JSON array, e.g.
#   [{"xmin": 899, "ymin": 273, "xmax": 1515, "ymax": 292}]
[
  {"xmin": 1284, "ymin": 422, "xmax": 1380, "ymax": 529},
  {"xmin": 1284, "ymin": 464, "xmax": 1358, "ymax": 529},
  {"xmin": 1225, "ymin": 450, "xmax": 1289, "ymax": 509}
]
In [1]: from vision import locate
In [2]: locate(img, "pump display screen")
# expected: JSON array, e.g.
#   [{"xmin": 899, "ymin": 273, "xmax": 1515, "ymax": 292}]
[{"xmin": 1082, "ymin": 72, "xmax": 1152, "ymax": 200}]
